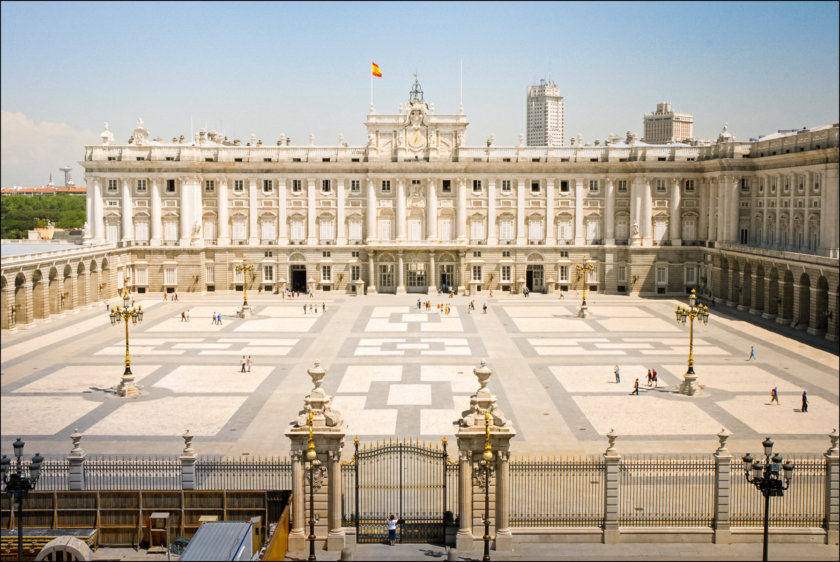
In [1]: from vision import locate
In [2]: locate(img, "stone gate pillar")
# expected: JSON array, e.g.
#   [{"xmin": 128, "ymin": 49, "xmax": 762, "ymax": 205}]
[
  {"xmin": 713, "ymin": 429, "xmax": 732, "ymax": 544},
  {"xmin": 285, "ymin": 360, "xmax": 346, "ymax": 553},
  {"xmin": 825, "ymin": 429, "xmax": 839, "ymax": 545},
  {"xmin": 67, "ymin": 429, "xmax": 86, "ymax": 491},
  {"xmin": 455, "ymin": 360, "xmax": 516, "ymax": 552}
]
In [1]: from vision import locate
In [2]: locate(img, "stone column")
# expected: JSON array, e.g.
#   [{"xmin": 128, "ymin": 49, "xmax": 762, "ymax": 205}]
[
  {"xmin": 457, "ymin": 250, "xmax": 467, "ymax": 295},
  {"xmin": 670, "ymin": 178, "xmax": 681, "ymax": 245},
  {"xmin": 825, "ymin": 429, "xmax": 839, "ymax": 545},
  {"xmin": 455, "ymin": 360, "xmax": 516, "ymax": 552},
  {"xmin": 749, "ymin": 273, "xmax": 762, "ymax": 315},
  {"xmin": 179, "ymin": 177, "xmax": 192, "ymax": 246},
  {"xmin": 698, "ymin": 178, "xmax": 709, "ymax": 243},
  {"xmin": 488, "ymin": 179, "xmax": 498, "ymax": 245},
  {"xmin": 250, "ymin": 178, "xmax": 260, "ymax": 245},
  {"xmin": 641, "ymin": 178, "xmax": 653, "ymax": 246},
  {"xmin": 215, "ymin": 178, "xmax": 229, "ymax": 245},
  {"xmin": 602, "ymin": 429, "xmax": 620, "ymax": 544},
  {"xmin": 396, "ymin": 251, "xmax": 406, "ymax": 295},
  {"xmin": 827, "ymin": 290, "xmax": 838, "ymax": 342},
  {"xmin": 761, "ymin": 276, "xmax": 776, "ymax": 320},
  {"xmin": 366, "ymin": 180, "xmax": 377, "ymax": 242},
  {"xmin": 820, "ymin": 168, "xmax": 839, "ymax": 254},
  {"xmin": 67, "ymin": 429, "xmax": 86, "ymax": 491},
  {"xmin": 396, "ymin": 179, "xmax": 407, "ymax": 241},
  {"xmin": 336, "ymin": 179, "xmax": 346, "ymax": 245},
  {"xmin": 716, "ymin": 179, "xmax": 727, "ymax": 242},
  {"xmin": 457, "ymin": 179, "xmax": 467, "ymax": 242},
  {"xmin": 285, "ymin": 361, "xmax": 346, "ymax": 553},
  {"xmin": 93, "ymin": 178, "xmax": 105, "ymax": 243},
  {"xmin": 180, "ymin": 430, "xmax": 197, "ymax": 491},
  {"xmin": 713, "ymin": 429, "xmax": 732, "ymax": 544},
  {"xmin": 574, "ymin": 178, "xmax": 585, "ymax": 245},
  {"xmin": 605, "ymin": 178, "xmax": 615, "ymax": 245},
  {"xmin": 545, "ymin": 179, "xmax": 555, "ymax": 245},
  {"xmin": 516, "ymin": 180, "xmax": 526, "ymax": 245},
  {"xmin": 277, "ymin": 178, "xmax": 287, "ymax": 245},
  {"xmin": 428, "ymin": 253, "xmax": 437, "ymax": 294},
  {"xmin": 121, "ymin": 180, "xmax": 133, "ymax": 242},
  {"xmin": 427, "ymin": 180, "xmax": 438, "ymax": 241},
  {"xmin": 367, "ymin": 250, "xmax": 377, "ymax": 295},
  {"xmin": 807, "ymin": 286, "xmax": 825, "ymax": 336},
  {"xmin": 708, "ymin": 181, "xmax": 718, "ymax": 243},
  {"xmin": 630, "ymin": 178, "xmax": 641, "ymax": 246},
  {"xmin": 776, "ymin": 279, "xmax": 790, "ymax": 325},
  {"xmin": 84, "ymin": 176, "xmax": 94, "ymax": 244},
  {"xmin": 150, "ymin": 179, "xmax": 162, "ymax": 246}
]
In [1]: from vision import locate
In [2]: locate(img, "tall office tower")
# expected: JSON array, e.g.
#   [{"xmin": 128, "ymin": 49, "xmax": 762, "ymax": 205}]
[
  {"xmin": 526, "ymin": 79, "xmax": 564, "ymax": 147},
  {"xmin": 643, "ymin": 102, "xmax": 694, "ymax": 144}
]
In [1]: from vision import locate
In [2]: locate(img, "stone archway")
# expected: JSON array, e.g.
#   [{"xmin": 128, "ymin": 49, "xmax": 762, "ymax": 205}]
[
  {"xmin": 101, "ymin": 257, "xmax": 110, "ymax": 300},
  {"xmin": 781, "ymin": 269, "xmax": 794, "ymax": 322},
  {"xmin": 813, "ymin": 276, "xmax": 829, "ymax": 335},
  {"xmin": 718, "ymin": 257, "xmax": 729, "ymax": 303},
  {"xmin": 0, "ymin": 275, "xmax": 9, "ymax": 330},
  {"xmin": 796, "ymin": 272, "xmax": 810, "ymax": 329},
  {"xmin": 741, "ymin": 262, "xmax": 752, "ymax": 310},
  {"xmin": 753, "ymin": 264, "xmax": 765, "ymax": 315},
  {"xmin": 63, "ymin": 264, "xmax": 73, "ymax": 312},
  {"xmin": 88, "ymin": 260, "xmax": 99, "ymax": 304},
  {"xmin": 765, "ymin": 267, "xmax": 780, "ymax": 318},
  {"xmin": 49, "ymin": 267, "xmax": 60, "ymax": 316},
  {"xmin": 34, "ymin": 536, "xmax": 92, "ymax": 561},
  {"xmin": 14, "ymin": 272, "xmax": 29, "ymax": 327},
  {"xmin": 32, "ymin": 269, "xmax": 46, "ymax": 320},
  {"xmin": 76, "ymin": 262, "xmax": 87, "ymax": 308}
]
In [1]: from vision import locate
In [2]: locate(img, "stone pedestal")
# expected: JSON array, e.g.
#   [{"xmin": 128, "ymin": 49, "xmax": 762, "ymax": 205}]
[
  {"xmin": 236, "ymin": 305, "xmax": 254, "ymax": 318},
  {"xmin": 679, "ymin": 373, "xmax": 700, "ymax": 396},
  {"xmin": 825, "ymin": 430, "xmax": 839, "ymax": 545},
  {"xmin": 67, "ymin": 429, "xmax": 86, "ymax": 491},
  {"xmin": 180, "ymin": 430, "xmax": 198, "ymax": 491},
  {"xmin": 602, "ymin": 430, "xmax": 620, "ymax": 544},
  {"xmin": 285, "ymin": 360, "xmax": 346, "ymax": 553},
  {"xmin": 117, "ymin": 373, "xmax": 139, "ymax": 397},
  {"xmin": 577, "ymin": 304, "xmax": 589, "ymax": 318},
  {"xmin": 713, "ymin": 429, "xmax": 732, "ymax": 544},
  {"xmin": 456, "ymin": 360, "xmax": 516, "ymax": 553}
]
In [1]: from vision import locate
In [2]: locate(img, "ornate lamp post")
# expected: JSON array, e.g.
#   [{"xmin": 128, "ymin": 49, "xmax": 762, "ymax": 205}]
[
  {"xmin": 479, "ymin": 411, "xmax": 494, "ymax": 562},
  {"xmin": 575, "ymin": 257, "xmax": 595, "ymax": 318},
  {"xmin": 109, "ymin": 286, "xmax": 144, "ymax": 396},
  {"xmin": 306, "ymin": 411, "xmax": 321, "ymax": 562},
  {"xmin": 741, "ymin": 437, "xmax": 794, "ymax": 562},
  {"xmin": 675, "ymin": 288, "xmax": 709, "ymax": 396},
  {"xmin": 235, "ymin": 259, "xmax": 255, "ymax": 309},
  {"xmin": 1, "ymin": 439, "xmax": 44, "ymax": 562}
]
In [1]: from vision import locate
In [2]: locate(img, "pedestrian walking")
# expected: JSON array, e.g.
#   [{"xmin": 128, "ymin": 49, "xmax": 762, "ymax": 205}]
[
  {"xmin": 246, "ymin": 356, "xmax": 252, "ymax": 373},
  {"xmin": 132, "ymin": 297, "xmax": 135, "ymax": 307},
  {"xmin": 614, "ymin": 365, "xmax": 620, "ymax": 384},
  {"xmin": 631, "ymin": 379, "xmax": 640, "ymax": 395},
  {"xmin": 559, "ymin": 290, "xmax": 564, "ymax": 299},
  {"xmin": 482, "ymin": 303, "xmax": 487, "ymax": 314},
  {"xmin": 185, "ymin": 309, "xmax": 190, "ymax": 322},
  {"xmin": 174, "ymin": 292, "xmax": 179, "ymax": 302},
  {"xmin": 748, "ymin": 346, "xmax": 756, "ymax": 361},
  {"xmin": 801, "ymin": 391, "xmax": 808, "ymax": 412},
  {"xmin": 105, "ymin": 301, "xmax": 109, "ymax": 312},
  {"xmin": 309, "ymin": 304, "xmax": 313, "ymax": 313},
  {"xmin": 322, "ymin": 302, "xmax": 326, "ymax": 312},
  {"xmin": 163, "ymin": 292, "xmax": 168, "ymax": 301},
  {"xmin": 489, "ymin": 290, "xmax": 493, "ymax": 297},
  {"xmin": 417, "ymin": 298, "xmax": 421, "ymax": 310},
  {"xmin": 314, "ymin": 305, "xmax": 318, "ymax": 314},
  {"xmin": 646, "ymin": 369, "xmax": 652, "ymax": 387},
  {"xmin": 212, "ymin": 312, "xmax": 216, "ymax": 325},
  {"xmin": 770, "ymin": 386, "xmax": 780, "ymax": 405},
  {"xmin": 387, "ymin": 514, "xmax": 399, "ymax": 546},
  {"xmin": 240, "ymin": 356, "xmax": 247, "ymax": 373},
  {"xmin": 181, "ymin": 311, "xmax": 186, "ymax": 322},
  {"xmin": 652, "ymin": 369, "xmax": 658, "ymax": 388},
  {"xmin": 217, "ymin": 313, "xmax": 223, "ymax": 325},
  {"xmin": 303, "ymin": 305, "xmax": 307, "ymax": 315}
]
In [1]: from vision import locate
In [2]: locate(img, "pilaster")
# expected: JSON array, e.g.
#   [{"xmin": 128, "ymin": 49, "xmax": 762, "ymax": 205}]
[
  {"xmin": 150, "ymin": 179, "xmax": 163, "ymax": 246},
  {"xmin": 336, "ymin": 179, "xmax": 346, "ymax": 245},
  {"xmin": 670, "ymin": 178, "xmax": 681, "ymax": 245},
  {"xmin": 396, "ymin": 179, "xmax": 407, "ymax": 241},
  {"xmin": 427, "ymin": 180, "xmax": 438, "ymax": 241},
  {"xmin": 250, "ymin": 178, "xmax": 260, "ymax": 245},
  {"xmin": 366, "ymin": 180, "xmax": 377, "ymax": 243},
  {"xmin": 277, "ymin": 178, "xmax": 287, "ymax": 245},
  {"xmin": 605, "ymin": 178, "xmax": 615, "ymax": 245},
  {"xmin": 487, "ymin": 179, "xmax": 498, "ymax": 245},
  {"xmin": 217, "ymin": 178, "xmax": 230, "ymax": 245},
  {"xmin": 713, "ymin": 429, "xmax": 732, "ymax": 544},
  {"xmin": 602, "ymin": 430, "xmax": 620, "ymax": 544},
  {"xmin": 825, "ymin": 430, "xmax": 839, "ymax": 545},
  {"xmin": 121, "ymin": 180, "xmax": 133, "ymax": 242},
  {"xmin": 545, "ymin": 179, "xmax": 556, "ymax": 245},
  {"xmin": 67, "ymin": 429, "xmax": 86, "ymax": 491},
  {"xmin": 574, "ymin": 178, "xmax": 585, "ymax": 245}
]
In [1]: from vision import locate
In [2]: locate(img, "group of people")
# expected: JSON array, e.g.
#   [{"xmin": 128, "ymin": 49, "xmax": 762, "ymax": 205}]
[
  {"xmin": 240, "ymin": 355, "xmax": 253, "ymax": 373},
  {"xmin": 303, "ymin": 303, "xmax": 326, "ymax": 314},
  {"xmin": 180, "ymin": 310, "xmax": 191, "ymax": 322},
  {"xmin": 416, "ymin": 299, "xmax": 487, "ymax": 315},
  {"xmin": 163, "ymin": 292, "xmax": 179, "ymax": 301},
  {"xmin": 615, "ymin": 365, "xmax": 657, "ymax": 395},
  {"xmin": 211, "ymin": 312, "xmax": 223, "ymax": 325},
  {"xmin": 283, "ymin": 288, "xmax": 311, "ymax": 300}
]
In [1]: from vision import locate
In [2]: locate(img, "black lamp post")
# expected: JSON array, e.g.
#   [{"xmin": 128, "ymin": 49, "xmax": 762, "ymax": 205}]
[
  {"xmin": 1, "ymin": 439, "xmax": 44, "ymax": 562},
  {"xmin": 306, "ymin": 411, "xmax": 320, "ymax": 562},
  {"xmin": 109, "ymin": 286, "xmax": 144, "ymax": 396},
  {"xmin": 479, "ymin": 412, "xmax": 494, "ymax": 562},
  {"xmin": 741, "ymin": 437, "xmax": 795, "ymax": 562}
]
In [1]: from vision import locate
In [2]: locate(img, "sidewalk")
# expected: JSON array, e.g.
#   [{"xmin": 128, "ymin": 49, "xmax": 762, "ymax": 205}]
[{"xmin": 285, "ymin": 540, "xmax": 840, "ymax": 561}]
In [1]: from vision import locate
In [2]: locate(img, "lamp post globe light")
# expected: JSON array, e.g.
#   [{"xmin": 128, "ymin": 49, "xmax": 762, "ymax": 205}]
[
  {"xmin": 741, "ymin": 437, "xmax": 794, "ymax": 562},
  {"xmin": 235, "ymin": 259, "xmax": 255, "ymax": 309},
  {"xmin": 480, "ymin": 411, "xmax": 494, "ymax": 562},
  {"xmin": 109, "ymin": 284, "xmax": 144, "ymax": 397},
  {"xmin": 1, "ymin": 439, "xmax": 44, "ymax": 562},
  {"xmin": 674, "ymin": 288, "xmax": 709, "ymax": 396},
  {"xmin": 575, "ymin": 256, "xmax": 595, "ymax": 318},
  {"xmin": 306, "ymin": 411, "xmax": 320, "ymax": 562}
]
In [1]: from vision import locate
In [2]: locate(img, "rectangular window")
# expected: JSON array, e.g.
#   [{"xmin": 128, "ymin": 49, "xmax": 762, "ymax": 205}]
[
  {"xmin": 290, "ymin": 220, "xmax": 305, "ymax": 241},
  {"xmin": 292, "ymin": 180, "xmax": 302, "ymax": 193},
  {"xmin": 499, "ymin": 219, "xmax": 514, "ymax": 242},
  {"xmin": 439, "ymin": 219, "xmax": 453, "ymax": 241},
  {"xmin": 617, "ymin": 180, "xmax": 627, "ymax": 193},
  {"xmin": 320, "ymin": 219, "xmax": 334, "ymax": 241},
  {"xmin": 322, "ymin": 251, "xmax": 331, "ymax": 257},
  {"xmin": 204, "ymin": 219, "xmax": 216, "ymax": 241},
  {"xmin": 205, "ymin": 265, "xmax": 215, "ymax": 283},
  {"xmin": 472, "ymin": 265, "xmax": 482, "ymax": 282},
  {"xmin": 234, "ymin": 180, "xmax": 244, "ymax": 192},
  {"xmin": 408, "ymin": 219, "xmax": 422, "ymax": 241},
  {"xmin": 473, "ymin": 251, "xmax": 481, "ymax": 258},
  {"xmin": 741, "ymin": 178, "xmax": 749, "ymax": 191},
  {"xmin": 559, "ymin": 266, "xmax": 569, "ymax": 282},
  {"xmin": 442, "ymin": 180, "xmax": 452, "ymax": 193},
  {"xmin": 560, "ymin": 180, "xmax": 570, "ymax": 193},
  {"xmin": 501, "ymin": 265, "xmax": 511, "ymax": 283},
  {"xmin": 351, "ymin": 180, "xmax": 360, "ymax": 193},
  {"xmin": 501, "ymin": 180, "xmax": 512, "ymax": 192},
  {"xmin": 586, "ymin": 219, "xmax": 600, "ymax": 242},
  {"xmin": 381, "ymin": 180, "xmax": 391, "ymax": 193},
  {"xmin": 232, "ymin": 219, "xmax": 247, "ymax": 241},
  {"xmin": 531, "ymin": 181, "xmax": 540, "ymax": 193},
  {"xmin": 349, "ymin": 220, "xmax": 363, "ymax": 241},
  {"xmin": 108, "ymin": 180, "xmax": 118, "ymax": 192},
  {"xmin": 166, "ymin": 179, "xmax": 176, "ymax": 193},
  {"xmin": 683, "ymin": 218, "xmax": 696, "ymax": 241},
  {"xmin": 263, "ymin": 179, "xmax": 273, "ymax": 193},
  {"xmin": 263, "ymin": 265, "xmax": 274, "ymax": 282},
  {"xmin": 528, "ymin": 220, "xmax": 543, "ymax": 242},
  {"xmin": 617, "ymin": 266, "xmax": 627, "ymax": 283},
  {"xmin": 135, "ymin": 221, "xmax": 149, "ymax": 241},
  {"xmin": 164, "ymin": 267, "xmax": 177, "ymax": 285},
  {"xmin": 233, "ymin": 268, "xmax": 244, "ymax": 284},
  {"xmin": 379, "ymin": 219, "xmax": 392, "ymax": 240},
  {"xmin": 470, "ymin": 220, "xmax": 485, "ymax": 241},
  {"xmin": 473, "ymin": 179, "xmax": 482, "ymax": 192},
  {"xmin": 135, "ymin": 268, "xmax": 148, "ymax": 285},
  {"xmin": 589, "ymin": 180, "xmax": 599, "ymax": 193},
  {"xmin": 136, "ymin": 179, "xmax": 147, "ymax": 193},
  {"xmin": 202, "ymin": 180, "xmax": 214, "ymax": 192},
  {"xmin": 261, "ymin": 219, "xmax": 276, "ymax": 241},
  {"xmin": 685, "ymin": 265, "xmax": 697, "ymax": 285},
  {"xmin": 615, "ymin": 218, "xmax": 629, "ymax": 241},
  {"xmin": 656, "ymin": 179, "xmax": 666, "ymax": 193},
  {"xmin": 502, "ymin": 250, "xmax": 510, "ymax": 257},
  {"xmin": 351, "ymin": 265, "xmax": 361, "ymax": 281},
  {"xmin": 684, "ymin": 179, "xmax": 695, "ymax": 192},
  {"xmin": 164, "ymin": 221, "xmax": 178, "ymax": 241},
  {"xmin": 557, "ymin": 220, "xmax": 572, "ymax": 241},
  {"xmin": 656, "ymin": 266, "xmax": 668, "ymax": 285},
  {"xmin": 322, "ymin": 179, "xmax": 331, "ymax": 193},
  {"xmin": 321, "ymin": 265, "xmax": 332, "ymax": 282}
]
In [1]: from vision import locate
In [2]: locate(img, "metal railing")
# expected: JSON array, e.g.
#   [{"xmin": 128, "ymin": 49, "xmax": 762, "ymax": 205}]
[
  {"xmin": 84, "ymin": 455, "xmax": 181, "ymax": 490},
  {"xmin": 510, "ymin": 457, "xmax": 604, "ymax": 527},
  {"xmin": 619, "ymin": 456, "xmax": 715, "ymax": 527},
  {"xmin": 730, "ymin": 455, "xmax": 825, "ymax": 527},
  {"xmin": 194, "ymin": 456, "xmax": 291, "ymax": 490}
]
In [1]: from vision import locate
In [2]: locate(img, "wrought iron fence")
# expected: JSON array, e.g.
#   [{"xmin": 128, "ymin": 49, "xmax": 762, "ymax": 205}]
[
  {"xmin": 730, "ymin": 455, "xmax": 825, "ymax": 527},
  {"xmin": 446, "ymin": 461, "xmax": 459, "ymax": 522},
  {"xmin": 15, "ymin": 457, "xmax": 70, "ymax": 491},
  {"xmin": 84, "ymin": 455, "xmax": 181, "ymax": 490},
  {"xmin": 510, "ymin": 456, "xmax": 604, "ymax": 527},
  {"xmin": 341, "ymin": 462, "xmax": 357, "ymax": 526},
  {"xmin": 194, "ymin": 456, "xmax": 291, "ymax": 491},
  {"xmin": 619, "ymin": 456, "xmax": 715, "ymax": 527}
]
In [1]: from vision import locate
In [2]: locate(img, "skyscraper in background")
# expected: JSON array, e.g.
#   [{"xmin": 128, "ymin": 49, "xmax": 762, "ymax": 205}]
[
  {"xmin": 526, "ymin": 79, "xmax": 564, "ymax": 147},
  {"xmin": 643, "ymin": 102, "xmax": 694, "ymax": 144}
]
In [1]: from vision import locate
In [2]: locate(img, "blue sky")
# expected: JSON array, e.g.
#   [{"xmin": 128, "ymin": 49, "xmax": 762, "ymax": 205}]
[{"xmin": 1, "ymin": 1, "xmax": 838, "ymax": 187}]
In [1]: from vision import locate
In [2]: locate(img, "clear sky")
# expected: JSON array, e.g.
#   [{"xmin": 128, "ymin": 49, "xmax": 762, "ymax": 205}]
[{"xmin": 1, "ymin": 1, "xmax": 838, "ymax": 188}]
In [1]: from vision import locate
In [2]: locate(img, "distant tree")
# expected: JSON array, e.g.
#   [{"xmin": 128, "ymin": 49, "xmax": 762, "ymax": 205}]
[{"xmin": 0, "ymin": 194, "xmax": 86, "ymax": 239}]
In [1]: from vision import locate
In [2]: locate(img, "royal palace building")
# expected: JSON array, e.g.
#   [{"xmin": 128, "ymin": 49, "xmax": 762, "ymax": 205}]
[{"xmin": 2, "ymin": 79, "xmax": 839, "ymax": 340}]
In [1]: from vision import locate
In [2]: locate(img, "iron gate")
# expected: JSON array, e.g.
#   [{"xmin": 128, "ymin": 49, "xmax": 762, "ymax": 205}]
[{"xmin": 349, "ymin": 438, "xmax": 450, "ymax": 543}]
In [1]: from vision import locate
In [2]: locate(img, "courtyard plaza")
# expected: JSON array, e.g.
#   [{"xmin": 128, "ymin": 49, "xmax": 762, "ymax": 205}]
[{"xmin": 1, "ymin": 290, "xmax": 837, "ymax": 461}]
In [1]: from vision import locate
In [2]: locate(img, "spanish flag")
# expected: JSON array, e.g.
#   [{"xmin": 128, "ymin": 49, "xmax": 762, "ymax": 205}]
[{"xmin": 371, "ymin": 62, "xmax": 382, "ymax": 77}]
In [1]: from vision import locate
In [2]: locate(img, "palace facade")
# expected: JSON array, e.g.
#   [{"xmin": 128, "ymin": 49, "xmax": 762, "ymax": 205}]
[{"xmin": 2, "ymin": 80, "xmax": 839, "ymax": 340}]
